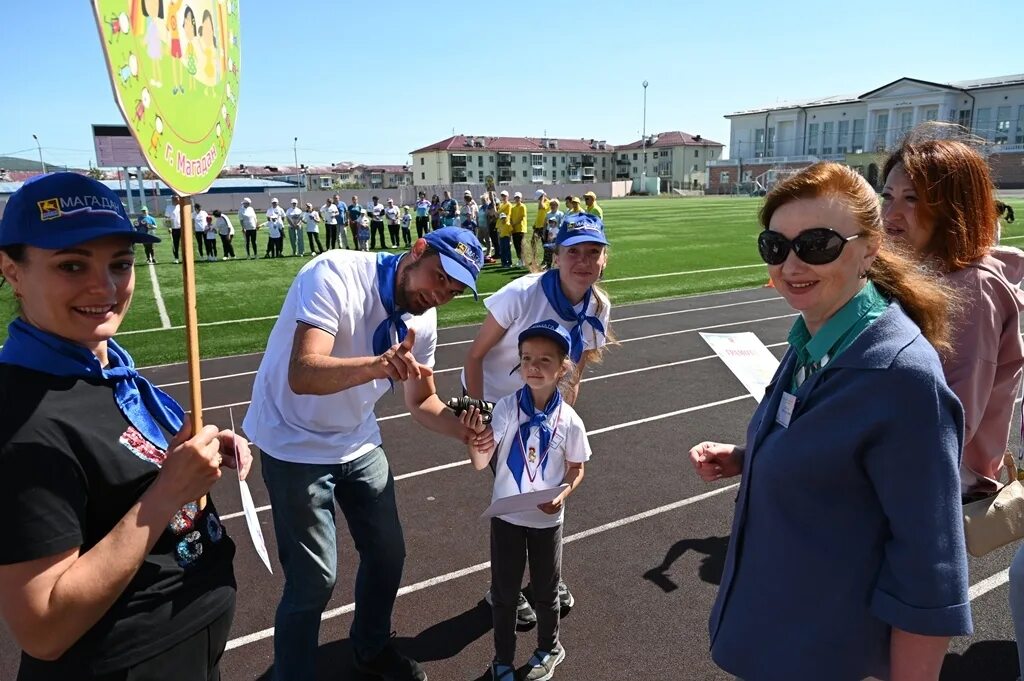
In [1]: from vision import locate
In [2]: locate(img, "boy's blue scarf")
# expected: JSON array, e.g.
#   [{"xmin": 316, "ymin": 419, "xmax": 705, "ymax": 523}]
[
  {"xmin": 507, "ymin": 387, "xmax": 562, "ymax": 492},
  {"xmin": 540, "ymin": 269, "xmax": 604, "ymax": 363},
  {"xmin": 0, "ymin": 318, "xmax": 184, "ymax": 450}
]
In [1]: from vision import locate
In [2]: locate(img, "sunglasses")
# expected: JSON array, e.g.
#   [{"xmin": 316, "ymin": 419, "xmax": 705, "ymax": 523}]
[{"xmin": 757, "ymin": 227, "xmax": 861, "ymax": 266}]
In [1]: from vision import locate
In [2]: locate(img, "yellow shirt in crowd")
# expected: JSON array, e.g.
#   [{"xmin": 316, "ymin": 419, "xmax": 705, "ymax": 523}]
[
  {"xmin": 510, "ymin": 202, "xmax": 528, "ymax": 234},
  {"xmin": 587, "ymin": 203, "xmax": 603, "ymax": 220},
  {"xmin": 497, "ymin": 200, "xmax": 513, "ymax": 237},
  {"xmin": 534, "ymin": 198, "xmax": 550, "ymax": 228}
]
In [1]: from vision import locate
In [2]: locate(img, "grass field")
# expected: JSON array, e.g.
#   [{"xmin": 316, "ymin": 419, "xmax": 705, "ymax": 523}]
[{"xmin": 2, "ymin": 195, "xmax": 1023, "ymax": 367}]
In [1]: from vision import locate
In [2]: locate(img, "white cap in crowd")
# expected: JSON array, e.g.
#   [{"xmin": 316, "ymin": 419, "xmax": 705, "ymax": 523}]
[
  {"xmin": 242, "ymin": 197, "xmax": 251, "ymax": 204},
  {"xmin": 499, "ymin": 190, "xmax": 509, "ymax": 197},
  {"xmin": 535, "ymin": 189, "xmax": 546, "ymax": 197},
  {"xmin": 291, "ymin": 198, "xmax": 299, "ymax": 204},
  {"xmin": 271, "ymin": 197, "xmax": 279, "ymax": 203},
  {"xmin": 513, "ymin": 191, "xmax": 523, "ymax": 199}
]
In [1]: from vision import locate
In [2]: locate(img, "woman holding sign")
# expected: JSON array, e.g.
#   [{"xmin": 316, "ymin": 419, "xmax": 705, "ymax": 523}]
[
  {"xmin": 689, "ymin": 163, "xmax": 971, "ymax": 680},
  {"xmin": 0, "ymin": 174, "xmax": 252, "ymax": 681}
]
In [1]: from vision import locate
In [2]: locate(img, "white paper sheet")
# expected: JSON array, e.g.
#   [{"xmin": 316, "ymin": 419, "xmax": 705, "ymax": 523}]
[
  {"xmin": 481, "ymin": 484, "xmax": 570, "ymax": 518},
  {"xmin": 229, "ymin": 408, "xmax": 273, "ymax": 574},
  {"xmin": 699, "ymin": 332, "xmax": 781, "ymax": 403}
]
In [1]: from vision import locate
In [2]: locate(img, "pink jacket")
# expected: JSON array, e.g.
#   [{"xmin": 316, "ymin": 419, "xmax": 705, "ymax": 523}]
[{"xmin": 943, "ymin": 247, "xmax": 1024, "ymax": 492}]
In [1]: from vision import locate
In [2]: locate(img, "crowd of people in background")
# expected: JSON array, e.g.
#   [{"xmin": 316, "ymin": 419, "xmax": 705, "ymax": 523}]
[{"xmin": 140, "ymin": 187, "xmax": 606, "ymax": 271}]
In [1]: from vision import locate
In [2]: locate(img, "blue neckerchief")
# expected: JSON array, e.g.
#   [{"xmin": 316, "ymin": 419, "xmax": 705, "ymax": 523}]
[
  {"xmin": 507, "ymin": 387, "xmax": 562, "ymax": 492},
  {"xmin": 372, "ymin": 253, "xmax": 408, "ymax": 388},
  {"xmin": 0, "ymin": 318, "xmax": 184, "ymax": 450},
  {"xmin": 540, "ymin": 269, "xmax": 605, "ymax": 363}
]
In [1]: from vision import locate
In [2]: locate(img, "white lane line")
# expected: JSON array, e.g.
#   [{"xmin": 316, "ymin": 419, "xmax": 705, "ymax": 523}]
[
  {"xmin": 132, "ymin": 286, "xmax": 770, "ymax": 369},
  {"xmin": 151, "ymin": 294, "xmax": 783, "ymax": 383},
  {"xmin": 148, "ymin": 263, "xmax": 172, "ymax": 329},
  {"xmin": 968, "ymin": 568, "xmax": 1010, "ymax": 600},
  {"xmin": 201, "ymin": 319, "xmax": 787, "ymax": 415},
  {"xmin": 124, "ymin": 270, "xmax": 771, "ymax": 337},
  {"xmin": 223, "ymin": 482, "xmax": 741, "ymax": 651},
  {"xmin": 218, "ymin": 393, "xmax": 756, "ymax": 521}
]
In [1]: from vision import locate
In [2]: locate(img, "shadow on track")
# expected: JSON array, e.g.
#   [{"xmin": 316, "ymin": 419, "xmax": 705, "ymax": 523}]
[{"xmin": 643, "ymin": 535, "xmax": 729, "ymax": 591}]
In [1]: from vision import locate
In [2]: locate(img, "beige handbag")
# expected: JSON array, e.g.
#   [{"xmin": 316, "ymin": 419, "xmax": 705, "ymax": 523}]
[{"xmin": 962, "ymin": 452, "xmax": 1024, "ymax": 558}]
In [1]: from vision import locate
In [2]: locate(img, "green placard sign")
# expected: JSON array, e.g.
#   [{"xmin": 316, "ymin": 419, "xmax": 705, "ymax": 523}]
[{"xmin": 91, "ymin": 0, "xmax": 240, "ymax": 195}]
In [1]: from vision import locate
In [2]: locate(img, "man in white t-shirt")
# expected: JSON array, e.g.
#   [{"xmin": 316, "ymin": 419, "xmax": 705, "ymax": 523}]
[
  {"xmin": 384, "ymin": 198, "xmax": 401, "ymax": 249},
  {"xmin": 244, "ymin": 226, "xmax": 487, "ymax": 681},
  {"xmin": 192, "ymin": 202, "xmax": 208, "ymax": 259},
  {"xmin": 265, "ymin": 197, "xmax": 286, "ymax": 258},
  {"xmin": 164, "ymin": 195, "xmax": 182, "ymax": 264},
  {"xmin": 240, "ymin": 197, "xmax": 259, "ymax": 259},
  {"xmin": 286, "ymin": 198, "xmax": 306, "ymax": 256},
  {"xmin": 320, "ymin": 198, "xmax": 341, "ymax": 251},
  {"xmin": 369, "ymin": 196, "xmax": 386, "ymax": 250}
]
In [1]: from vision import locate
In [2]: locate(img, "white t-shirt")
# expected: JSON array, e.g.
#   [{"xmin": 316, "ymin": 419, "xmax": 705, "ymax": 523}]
[
  {"xmin": 489, "ymin": 392, "xmax": 590, "ymax": 528},
  {"xmin": 384, "ymin": 204, "xmax": 400, "ymax": 224},
  {"xmin": 240, "ymin": 206, "xmax": 258, "ymax": 231},
  {"xmin": 321, "ymin": 203, "xmax": 340, "ymax": 225},
  {"xmin": 165, "ymin": 203, "xmax": 181, "ymax": 229},
  {"xmin": 461, "ymin": 272, "xmax": 611, "ymax": 402},
  {"xmin": 193, "ymin": 209, "xmax": 208, "ymax": 232},
  {"xmin": 286, "ymin": 206, "xmax": 304, "ymax": 228},
  {"xmin": 303, "ymin": 211, "xmax": 320, "ymax": 233},
  {"xmin": 216, "ymin": 215, "xmax": 234, "ymax": 236},
  {"xmin": 267, "ymin": 206, "xmax": 286, "ymax": 224},
  {"xmin": 370, "ymin": 202, "xmax": 385, "ymax": 221},
  {"xmin": 267, "ymin": 220, "xmax": 283, "ymax": 239},
  {"xmin": 244, "ymin": 251, "xmax": 438, "ymax": 464}
]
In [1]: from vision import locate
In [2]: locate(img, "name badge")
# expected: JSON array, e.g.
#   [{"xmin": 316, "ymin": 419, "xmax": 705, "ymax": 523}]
[{"xmin": 775, "ymin": 392, "xmax": 797, "ymax": 428}]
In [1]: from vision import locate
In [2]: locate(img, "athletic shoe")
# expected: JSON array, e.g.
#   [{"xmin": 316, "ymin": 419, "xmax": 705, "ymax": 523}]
[
  {"xmin": 352, "ymin": 639, "xmax": 427, "ymax": 681},
  {"xmin": 557, "ymin": 581, "xmax": 574, "ymax": 611},
  {"xmin": 490, "ymin": 661, "xmax": 516, "ymax": 681},
  {"xmin": 173, "ymin": 259, "xmax": 179, "ymax": 264},
  {"xmin": 516, "ymin": 259, "xmax": 525, "ymax": 268},
  {"xmin": 484, "ymin": 589, "xmax": 537, "ymax": 627},
  {"xmin": 524, "ymin": 644, "xmax": 565, "ymax": 681}
]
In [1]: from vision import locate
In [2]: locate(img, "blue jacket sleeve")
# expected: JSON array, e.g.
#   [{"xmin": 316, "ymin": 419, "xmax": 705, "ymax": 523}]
[{"xmin": 863, "ymin": 343, "xmax": 973, "ymax": 636}]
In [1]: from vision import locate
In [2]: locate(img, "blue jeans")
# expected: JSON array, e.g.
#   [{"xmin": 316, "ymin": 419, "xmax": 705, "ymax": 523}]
[
  {"xmin": 261, "ymin": 447, "xmax": 406, "ymax": 680},
  {"xmin": 499, "ymin": 236, "xmax": 512, "ymax": 267}
]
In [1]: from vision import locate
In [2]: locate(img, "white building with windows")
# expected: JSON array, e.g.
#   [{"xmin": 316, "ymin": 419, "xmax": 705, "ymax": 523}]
[
  {"xmin": 709, "ymin": 73, "xmax": 1024, "ymax": 192},
  {"xmin": 614, "ymin": 131, "xmax": 725, "ymax": 191},
  {"xmin": 411, "ymin": 136, "xmax": 617, "ymax": 187}
]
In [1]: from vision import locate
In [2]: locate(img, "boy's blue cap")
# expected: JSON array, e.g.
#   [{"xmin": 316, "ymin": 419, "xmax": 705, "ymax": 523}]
[
  {"xmin": 423, "ymin": 226, "xmax": 484, "ymax": 298},
  {"xmin": 555, "ymin": 212, "xmax": 609, "ymax": 248},
  {"xmin": 0, "ymin": 172, "xmax": 159, "ymax": 249},
  {"xmin": 518, "ymin": 319, "xmax": 571, "ymax": 355}
]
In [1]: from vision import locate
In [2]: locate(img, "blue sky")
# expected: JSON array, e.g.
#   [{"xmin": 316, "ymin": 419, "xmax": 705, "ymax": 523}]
[{"xmin": 1, "ymin": 0, "xmax": 1017, "ymax": 170}]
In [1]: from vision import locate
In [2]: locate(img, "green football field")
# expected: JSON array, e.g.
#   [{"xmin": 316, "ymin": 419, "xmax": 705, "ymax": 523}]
[{"xmin": 2, "ymin": 195, "xmax": 1023, "ymax": 367}]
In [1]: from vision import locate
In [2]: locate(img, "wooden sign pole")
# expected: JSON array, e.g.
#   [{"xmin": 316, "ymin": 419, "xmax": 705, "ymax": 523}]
[{"xmin": 178, "ymin": 196, "xmax": 207, "ymax": 510}]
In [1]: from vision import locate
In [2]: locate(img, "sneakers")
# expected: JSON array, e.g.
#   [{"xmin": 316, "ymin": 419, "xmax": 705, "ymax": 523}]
[
  {"xmin": 525, "ymin": 644, "xmax": 565, "ymax": 681},
  {"xmin": 352, "ymin": 640, "xmax": 427, "ymax": 681},
  {"xmin": 490, "ymin": 661, "xmax": 516, "ymax": 681},
  {"xmin": 484, "ymin": 589, "xmax": 537, "ymax": 627},
  {"xmin": 557, "ymin": 581, "xmax": 574, "ymax": 611}
]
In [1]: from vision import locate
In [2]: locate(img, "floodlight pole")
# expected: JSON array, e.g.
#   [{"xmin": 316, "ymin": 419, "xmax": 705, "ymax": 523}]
[
  {"xmin": 294, "ymin": 136, "xmax": 303, "ymax": 206},
  {"xmin": 640, "ymin": 81, "xmax": 648, "ymax": 192},
  {"xmin": 32, "ymin": 134, "xmax": 47, "ymax": 174}
]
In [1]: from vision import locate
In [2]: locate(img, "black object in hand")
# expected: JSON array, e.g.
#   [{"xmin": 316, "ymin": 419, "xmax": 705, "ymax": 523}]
[{"xmin": 446, "ymin": 396, "xmax": 494, "ymax": 424}]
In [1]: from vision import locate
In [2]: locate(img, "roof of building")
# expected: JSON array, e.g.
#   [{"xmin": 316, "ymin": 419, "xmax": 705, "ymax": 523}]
[
  {"xmin": 364, "ymin": 165, "xmax": 412, "ymax": 173},
  {"xmin": 411, "ymin": 135, "xmax": 615, "ymax": 154},
  {"xmin": 616, "ymin": 131, "xmax": 724, "ymax": 150},
  {"xmin": 0, "ymin": 177, "xmax": 297, "ymax": 196},
  {"xmin": 727, "ymin": 72, "xmax": 1024, "ymax": 117}
]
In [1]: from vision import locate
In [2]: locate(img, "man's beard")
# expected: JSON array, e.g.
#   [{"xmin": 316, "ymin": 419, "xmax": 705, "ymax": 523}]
[{"xmin": 395, "ymin": 266, "xmax": 429, "ymax": 315}]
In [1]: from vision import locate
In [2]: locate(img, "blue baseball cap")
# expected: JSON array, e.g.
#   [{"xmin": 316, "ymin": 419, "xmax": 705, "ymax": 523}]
[
  {"xmin": 0, "ymin": 172, "xmax": 159, "ymax": 249},
  {"xmin": 423, "ymin": 226, "xmax": 484, "ymax": 298},
  {"xmin": 555, "ymin": 212, "xmax": 609, "ymax": 248},
  {"xmin": 518, "ymin": 319, "xmax": 571, "ymax": 355}
]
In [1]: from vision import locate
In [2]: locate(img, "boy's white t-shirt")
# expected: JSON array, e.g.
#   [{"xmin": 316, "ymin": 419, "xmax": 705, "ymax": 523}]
[
  {"xmin": 267, "ymin": 220, "xmax": 283, "ymax": 239},
  {"xmin": 287, "ymin": 206, "xmax": 304, "ymax": 227},
  {"xmin": 489, "ymin": 393, "xmax": 591, "ymax": 528},
  {"xmin": 193, "ymin": 209, "xmax": 208, "ymax": 232},
  {"xmin": 304, "ymin": 211, "xmax": 320, "ymax": 233},
  {"xmin": 244, "ymin": 251, "xmax": 437, "ymax": 464},
  {"xmin": 461, "ymin": 272, "xmax": 611, "ymax": 402}
]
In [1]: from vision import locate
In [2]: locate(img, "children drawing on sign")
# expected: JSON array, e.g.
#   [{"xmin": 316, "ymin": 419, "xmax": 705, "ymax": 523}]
[{"xmin": 166, "ymin": 0, "xmax": 185, "ymax": 93}]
